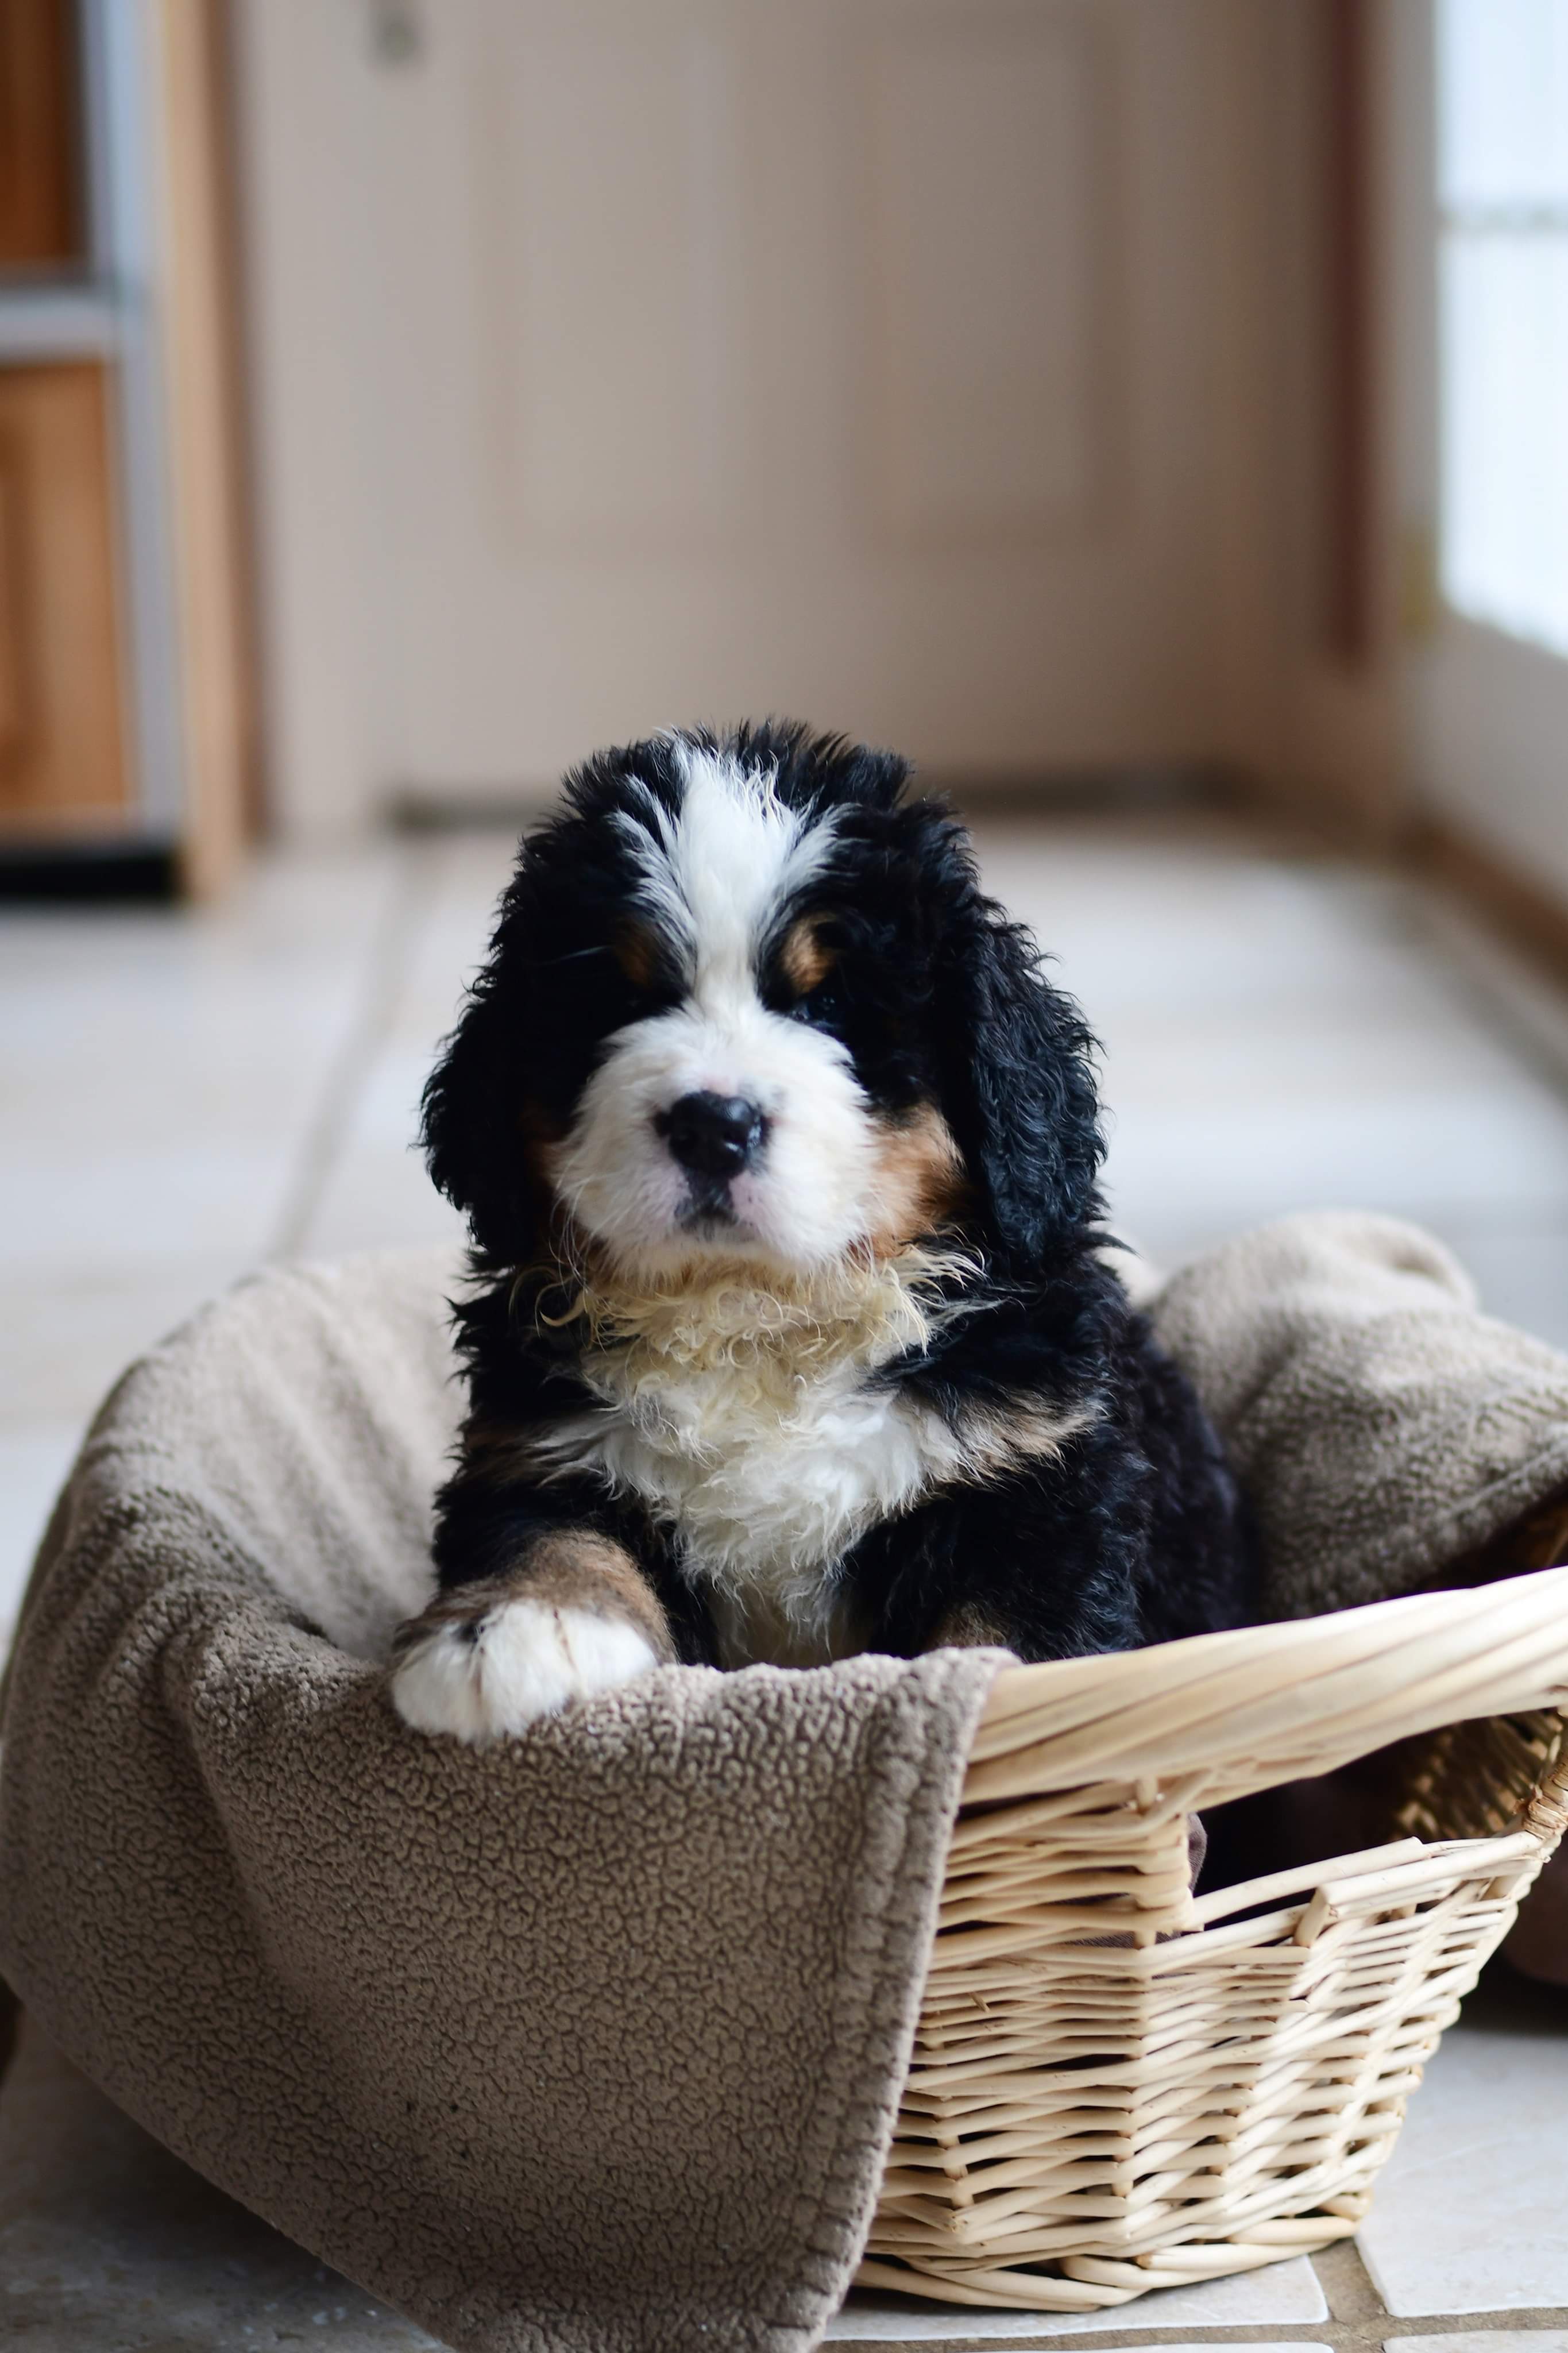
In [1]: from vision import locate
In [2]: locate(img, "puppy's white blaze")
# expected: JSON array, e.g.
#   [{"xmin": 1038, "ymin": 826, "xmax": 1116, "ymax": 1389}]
[
  {"xmin": 665, "ymin": 740, "xmax": 838, "ymax": 999},
  {"xmin": 391, "ymin": 1599, "xmax": 659, "ymax": 1743},
  {"xmin": 552, "ymin": 743, "xmax": 870, "ymax": 1275},
  {"xmin": 613, "ymin": 743, "xmax": 836, "ymax": 990}
]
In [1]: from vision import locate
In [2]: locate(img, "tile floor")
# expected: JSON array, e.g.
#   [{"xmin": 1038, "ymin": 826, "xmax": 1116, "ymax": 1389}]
[{"xmin": 5, "ymin": 807, "xmax": 1568, "ymax": 2346}]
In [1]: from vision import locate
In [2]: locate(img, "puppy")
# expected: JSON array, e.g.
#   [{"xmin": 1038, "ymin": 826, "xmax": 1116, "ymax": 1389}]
[{"xmin": 391, "ymin": 723, "xmax": 1255, "ymax": 1741}]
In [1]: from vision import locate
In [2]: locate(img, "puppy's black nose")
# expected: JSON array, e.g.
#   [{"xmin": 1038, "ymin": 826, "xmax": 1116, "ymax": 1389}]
[{"xmin": 656, "ymin": 1091, "xmax": 766, "ymax": 1179}]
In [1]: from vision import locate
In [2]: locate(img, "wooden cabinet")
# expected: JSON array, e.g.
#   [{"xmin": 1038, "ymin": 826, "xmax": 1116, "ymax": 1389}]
[
  {"xmin": 0, "ymin": 0, "xmax": 256, "ymax": 892},
  {"xmin": 0, "ymin": 0, "xmax": 84, "ymax": 274},
  {"xmin": 0, "ymin": 362, "xmax": 131, "ymax": 828}
]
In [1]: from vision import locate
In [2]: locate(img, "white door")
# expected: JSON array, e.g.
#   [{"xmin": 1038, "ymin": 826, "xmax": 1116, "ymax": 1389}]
[
  {"xmin": 240, "ymin": 0, "xmax": 1249, "ymax": 826},
  {"xmin": 1392, "ymin": 0, "xmax": 1568, "ymax": 899}
]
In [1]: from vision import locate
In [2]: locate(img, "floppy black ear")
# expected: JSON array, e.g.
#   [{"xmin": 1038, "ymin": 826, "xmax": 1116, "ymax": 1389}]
[
  {"xmin": 420, "ymin": 870, "xmax": 553, "ymax": 1270},
  {"xmin": 422, "ymin": 986, "xmax": 515, "ymax": 1259},
  {"xmin": 940, "ymin": 893, "xmax": 1104, "ymax": 1274}
]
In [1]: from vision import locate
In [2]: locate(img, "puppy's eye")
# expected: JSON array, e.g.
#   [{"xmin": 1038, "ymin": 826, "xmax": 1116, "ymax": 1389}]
[{"xmin": 790, "ymin": 977, "xmax": 844, "ymax": 1027}]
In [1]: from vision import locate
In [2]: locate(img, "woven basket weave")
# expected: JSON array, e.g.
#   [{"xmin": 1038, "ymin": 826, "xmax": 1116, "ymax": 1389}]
[{"xmin": 863, "ymin": 1565, "xmax": 1568, "ymax": 2312}]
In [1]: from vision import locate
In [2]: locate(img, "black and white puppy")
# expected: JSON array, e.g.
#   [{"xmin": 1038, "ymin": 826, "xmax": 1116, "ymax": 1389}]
[{"xmin": 391, "ymin": 723, "xmax": 1254, "ymax": 1741}]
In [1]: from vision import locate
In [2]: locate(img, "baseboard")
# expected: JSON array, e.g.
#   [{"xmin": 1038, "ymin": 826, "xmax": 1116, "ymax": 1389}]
[
  {"xmin": 1412, "ymin": 813, "xmax": 1568, "ymax": 993},
  {"xmin": 388, "ymin": 760, "xmax": 1249, "ymax": 834},
  {"xmin": 0, "ymin": 840, "xmax": 179, "ymax": 902},
  {"xmin": 924, "ymin": 760, "xmax": 1249, "ymax": 819}
]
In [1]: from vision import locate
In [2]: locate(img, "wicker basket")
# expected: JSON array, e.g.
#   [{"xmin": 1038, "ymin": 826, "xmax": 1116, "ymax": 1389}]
[{"xmin": 863, "ymin": 1564, "xmax": 1568, "ymax": 2312}]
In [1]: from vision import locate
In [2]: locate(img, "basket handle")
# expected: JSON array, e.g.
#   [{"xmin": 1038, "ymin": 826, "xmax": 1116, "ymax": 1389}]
[{"xmin": 965, "ymin": 1564, "xmax": 1568, "ymax": 1812}]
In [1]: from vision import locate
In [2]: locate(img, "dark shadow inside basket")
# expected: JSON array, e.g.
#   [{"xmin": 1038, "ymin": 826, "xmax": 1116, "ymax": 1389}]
[
  {"xmin": 1199, "ymin": 1707, "xmax": 1568, "ymax": 1897},
  {"xmin": 1200, "ymin": 1484, "xmax": 1568, "ymax": 1946}
]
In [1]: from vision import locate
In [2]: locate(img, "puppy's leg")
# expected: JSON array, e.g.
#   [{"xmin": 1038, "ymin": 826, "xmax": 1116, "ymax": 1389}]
[
  {"xmin": 924, "ymin": 1600, "xmax": 1019, "ymax": 1655},
  {"xmin": 856, "ymin": 1429, "xmax": 1145, "ymax": 1665},
  {"xmin": 391, "ymin": 1530, "xmax": 675, "ymax": 1742}
]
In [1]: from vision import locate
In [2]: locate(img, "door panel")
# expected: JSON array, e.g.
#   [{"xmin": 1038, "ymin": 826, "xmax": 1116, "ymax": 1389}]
[
  {"xmin": 492, "ymin": 25, "xmax": 737, "ymax": 546},
  {"xmin": 249, "ymin": 0, "xmax": 1234, "ymax": 812},
  {"xmin": 0, "ymin": 0, "xmax": 84, "ymax": 273},
  {"xmin": 0, "ymin": 363, "xmax": 131, "ymax": 828},
  {"xmin": 866, "ymin": 20, "xmax": 1106, "ymax": 538}
]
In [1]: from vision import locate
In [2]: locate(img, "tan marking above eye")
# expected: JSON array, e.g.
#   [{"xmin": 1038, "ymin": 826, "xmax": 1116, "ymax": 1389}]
[
  {"xmin": 778, "ymin": 913, "xmax": 837, "ymax": 996},
  {"xmin": 611, "ymin": 917, "xmax": 662, "ymax": 992}
]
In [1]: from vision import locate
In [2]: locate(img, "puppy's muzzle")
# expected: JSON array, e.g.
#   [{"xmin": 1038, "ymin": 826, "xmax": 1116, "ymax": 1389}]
[{"xmin": 656, "ymin": 1091, "xmax": 767, "ymax": 1186}]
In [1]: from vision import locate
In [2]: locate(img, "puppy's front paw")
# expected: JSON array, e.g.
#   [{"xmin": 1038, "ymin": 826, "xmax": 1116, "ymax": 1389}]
[{"xmin": 391, "ymin": 1586, "xmax": 661, "ymax": 1743}]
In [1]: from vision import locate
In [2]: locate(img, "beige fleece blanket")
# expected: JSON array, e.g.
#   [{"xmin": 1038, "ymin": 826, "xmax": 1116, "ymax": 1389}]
[
  {"xmin": 0, "ymin": 1254, "xmax": 1001, "ymax": 2353},
  {"xmin": 1152, "ymin": 1210, "xmax": 1568, "ymax": 1618}
]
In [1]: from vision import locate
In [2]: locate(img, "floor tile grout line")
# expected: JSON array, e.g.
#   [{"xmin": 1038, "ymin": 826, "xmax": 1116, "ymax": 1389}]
[
  {"xmin": 848, "ymin": 2329, "xmax": 1568, "ymax": 2352},
  {"xmin": 262, "ymin": 842, "xmax": 438, "ymax": 1266},
  {"xmin": 897, "ymin": 2332, "xmax": 1337, "ymax": 2347},
  {"xmin": 842, "ymin": 2297, "xmax": 1568, "ymax": 2351}
]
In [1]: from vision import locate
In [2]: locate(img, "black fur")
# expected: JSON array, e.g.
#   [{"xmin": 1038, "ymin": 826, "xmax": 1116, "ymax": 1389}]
[{"xmin": 419, "ymin": 722, "xmax": 1256, "ymax": 1667}]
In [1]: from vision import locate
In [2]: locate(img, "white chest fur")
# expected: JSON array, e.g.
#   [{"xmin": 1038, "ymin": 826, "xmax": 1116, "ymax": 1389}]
[
  {"xmin": 523, "ymin": 1271, "xmax": 1095, "ymax": 1668},
  {"xmin": 531, "ymin": 1347, "xmax": 945, "ymax": 1664}
]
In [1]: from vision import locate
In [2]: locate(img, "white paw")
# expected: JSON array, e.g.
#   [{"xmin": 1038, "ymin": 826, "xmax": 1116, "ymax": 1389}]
[{"xmin": 391, "ymin": 1596, "xmax": 660, "ymax": 1743}]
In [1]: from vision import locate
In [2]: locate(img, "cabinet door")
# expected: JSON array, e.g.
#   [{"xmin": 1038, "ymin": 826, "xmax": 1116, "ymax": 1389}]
[
  {"xmin": 0, "ymin": 362, "xmax": 132, "ymax": 830},
  {"xmin": 0, "ymin": 0, "xmax": 84, "ymax": 272}
]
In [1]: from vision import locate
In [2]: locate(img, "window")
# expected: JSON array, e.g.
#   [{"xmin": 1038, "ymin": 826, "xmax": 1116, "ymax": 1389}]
[{"xmin": 1438, "ymin": 0, "xmax": 1568, "ymax": 656}]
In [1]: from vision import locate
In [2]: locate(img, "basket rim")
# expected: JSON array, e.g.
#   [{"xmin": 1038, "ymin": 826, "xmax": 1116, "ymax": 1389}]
[{"xmin": 967, "ymin": 1563, "xmax": 1568, "ymax": 1805}]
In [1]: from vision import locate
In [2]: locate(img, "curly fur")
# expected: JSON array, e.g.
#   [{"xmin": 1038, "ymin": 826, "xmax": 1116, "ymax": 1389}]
[
  {"xmin": 401, "ymin": 722, "xmax": 1256, "ymax": 1722},
  {"xmin": 528, "ymin": 1239, "xmax": 978, "ymax": 1386}
]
